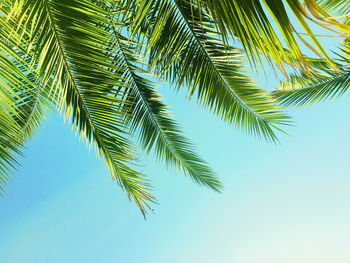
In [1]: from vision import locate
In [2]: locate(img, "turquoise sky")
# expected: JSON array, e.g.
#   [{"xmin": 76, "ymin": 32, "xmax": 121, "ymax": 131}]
[{"xmin": 1, "ymin": 23, "xmax": 350, "ymax": 263}]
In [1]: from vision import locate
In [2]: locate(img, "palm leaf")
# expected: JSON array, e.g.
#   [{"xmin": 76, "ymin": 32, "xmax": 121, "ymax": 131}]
[
  {"xmin": 112, "ymin": 32, "xmax": 223, "ymax": 191},
  {"xmin": 3, "ymin": 0, "xmax": 155, "ymax": 215},
  {"xmin": 272, "ymin": 54, "xmax": 350, "ymax": 108},
  {"xmin": 134, "ymin": 0, "xmax": 290, "ymax": 142}
]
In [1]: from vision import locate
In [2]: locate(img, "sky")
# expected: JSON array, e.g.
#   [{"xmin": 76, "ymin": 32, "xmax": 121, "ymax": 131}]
[{"xmin": 1, "ymin": 14, "xmax": 350, "ymax": 263}]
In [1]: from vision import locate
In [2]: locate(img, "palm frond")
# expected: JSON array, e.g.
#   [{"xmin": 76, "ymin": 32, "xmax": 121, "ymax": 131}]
[
  {"xmin": 4, "ymin": 0, "xmax": 155, "ymax": 215},
  {"xmin": 272, "ymin": 54, "xmax": 350, "ymax": 108},
  {"xmin": 113, "ymin": 32, "xmax": 223, "ymax": 191},
  {"xmin": 135, "ymin": 0, "xmax": 290, "ymax": 142},
  {"xmin": 201, "ymin": 0, "xmax": 340, "ymax": 70},
  {"xmin": 134, "ymin": 0, "xmax": 339, "ymax": 70}
]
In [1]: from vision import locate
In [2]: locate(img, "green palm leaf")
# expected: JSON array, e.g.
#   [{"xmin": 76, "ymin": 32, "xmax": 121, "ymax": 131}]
[
  {"xmin": 135, "ymin": 0, "xmax": 290, "ymax": 142},
  {"xmin": 113, "ymin": 33, "xmax": 223, "ymax": 191}
]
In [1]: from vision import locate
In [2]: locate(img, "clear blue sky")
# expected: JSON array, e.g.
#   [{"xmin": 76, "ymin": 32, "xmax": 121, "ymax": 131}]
[{"xmin": 1, "ymin": 21, "xmax": 350, "ymax": 263}]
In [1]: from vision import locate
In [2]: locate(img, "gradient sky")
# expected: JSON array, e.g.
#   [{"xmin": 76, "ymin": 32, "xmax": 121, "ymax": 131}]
[{"xmin": 1, "ymin": 19, "xmax": 350, "ymax": 263}]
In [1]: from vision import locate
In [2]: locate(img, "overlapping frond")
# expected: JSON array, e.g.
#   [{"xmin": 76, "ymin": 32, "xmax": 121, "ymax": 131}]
[
  {"xmin": 135, "ymin": 0, "xmax": 341, "ymax": 71},
  {"xmin": 135, "ymin": 0, "xmax": 290, "ymax": 142}
]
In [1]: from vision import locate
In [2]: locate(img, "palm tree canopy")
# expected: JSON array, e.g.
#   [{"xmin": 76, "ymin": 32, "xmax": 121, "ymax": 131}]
[{"xmin": 0, "ymin": 0, "xmax": 345, "ymax": 216}]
